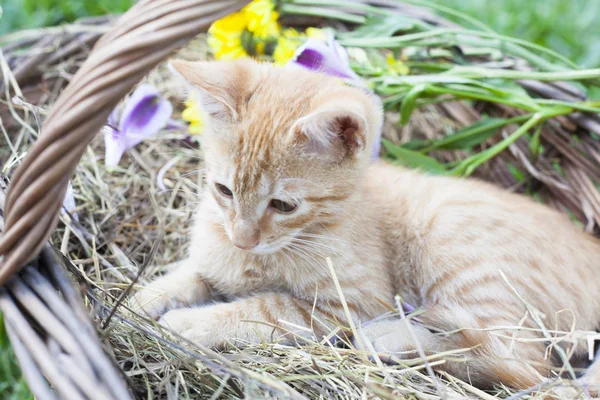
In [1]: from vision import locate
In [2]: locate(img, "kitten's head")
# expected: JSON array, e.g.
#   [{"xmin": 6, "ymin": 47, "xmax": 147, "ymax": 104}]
[{"xmin": 171, "ymin": 59, "xmax": 382, "ymax": 254}]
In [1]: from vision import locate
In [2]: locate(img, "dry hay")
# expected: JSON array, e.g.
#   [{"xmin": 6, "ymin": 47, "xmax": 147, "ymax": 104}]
[{"xmin": 0, "ymin": 21, "xmax": 597, "ymax": 400}]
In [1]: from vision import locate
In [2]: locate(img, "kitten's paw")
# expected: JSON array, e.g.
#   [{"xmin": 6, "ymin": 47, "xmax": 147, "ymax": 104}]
[
  {"xmin": 128, "ymin": 274, "xmax": 211, "ymax": 320},
  {"xmin": 128, "ymin": 286, "xmax": 181, "ymax": 320},
  {"xmin": 354, "ymin": 319, "xmax": 400, "ymax": 351},
  {"xmin": 353, "ymin": 319, "xmax": 421, "ymax": 362},
  {"xmin": 158, "ymin": 307, "xmax": 223, "ymax": 348}
]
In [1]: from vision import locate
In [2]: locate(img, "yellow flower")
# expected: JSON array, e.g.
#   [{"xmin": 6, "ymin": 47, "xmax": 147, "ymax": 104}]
[
  {"xmin": 386, "ymin": 53, "xmax": 410, "ymax": 75},
  {"xmin": 207, "ymin": 0, "xmax": 282, "ymax": 59},
  {"xmin": 181, "ymin": 98, "xmax": 205, "ymax": 135},
  {"xmin": 254, "ymin": 16, "xmax": 280, "ymax": 39},
  {"xmin": 245, "ymin": 0, "xmax": 280, "ymax": 39},
  {"xmin": 207, "ymin": 11, "xmax": 249, "ymax": 60},
  {"xmin": 272, "ymin": 28, "xmax": 304, "ymax": 65}
]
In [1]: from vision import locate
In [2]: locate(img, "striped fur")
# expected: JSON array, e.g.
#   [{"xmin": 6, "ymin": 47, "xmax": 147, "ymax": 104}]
[{"xmin": 131, "ymin": 59, "xmax": 600, "ymax": 392}]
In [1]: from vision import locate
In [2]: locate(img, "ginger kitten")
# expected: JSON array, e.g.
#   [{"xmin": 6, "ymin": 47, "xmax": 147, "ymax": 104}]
[{"xmin": 131, "ymin": 58, "xmax": 600, "ymax": 392}]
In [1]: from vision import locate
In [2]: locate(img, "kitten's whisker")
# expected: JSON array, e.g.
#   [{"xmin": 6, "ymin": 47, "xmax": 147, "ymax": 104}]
[
  {"xmin": 292, "ymin": 244, "xmax": 326, "ymax": 268},
  {"xmin": 156, "ymin": 185, "xmax": 209, "ymax": 197},
  {"xmin": 279, "ymin": 177, "xmax": 312, "ymax": 184},
  {"xmin": 279, "ymin": 249, "xmax": 301, "ymax": 272},
  {"xmin": 286, "ymin": 244, "xmax": 315, "ymax": 263},
  {"xmin": 327, "ymin": 204, "xmax": 369, "ymax": 234},
  {"xmin": 292, "ymin": 238, "xmax": 340, "ymax": 256},
  {"xmin": 288, "ymin": 242, "xmax": 322, "ymax": 260},
  {"xmin": 287, "ymin": 244, "xmax": 324, "ymax": 271},
  {"xmin": 299, "ymin": 233, "xmax": 348, "ymax": 245},
  {"xmin": 291, "ymin": 240, "xmax": 337, "ymax": 261},
  {"xmin": 288, "ymin": 250, "xmax": 321, "ymax": 273},
  {"xmin": 282, "ymin": 247, "xmax": 307, "ymax": 271},
  {"xmin": 291, "ymin": 241, "xmax": 328, "ymax": 259},
  {"xmin": 180, "ymin": 168, "xmax": 207, "ymax": 179}
]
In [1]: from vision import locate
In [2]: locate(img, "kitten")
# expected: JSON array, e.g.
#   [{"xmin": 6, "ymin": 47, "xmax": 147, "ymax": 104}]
[{"xmin": 131, "ymin": 58, "xmax": 600, "ymax": 392}]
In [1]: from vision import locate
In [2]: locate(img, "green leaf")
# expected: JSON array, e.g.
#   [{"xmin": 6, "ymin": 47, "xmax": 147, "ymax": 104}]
[
  {"xmin": 400, "ymin": 84, "xmax": 428, "ymax": 125},
  {"xmin": 382, "ymin": 139, "xmax": 446, "ymax": 174},
  {"xmin": 410, "ymin": 115, "xmax": 531, "ymax": 153},
  {"xmin": 552, "ymin": 161, "xmax": 565, "ymax": 177},
  {"xmin": 589, "ymin": 86, "xmax": 600, "ymax": 101},
  {"xmin": 506, "ymin": 162, "xmax": 525, "ymax": 182},
  {"xmin": 482, "ymin": 79, "xmax": 540, "ymax": 110},
  {"xmin": 421, "ymin": 117, "xmax": 512, "ymax": 152},
  {"xmin": 0, "ymin": 314, "xmax": 6, "ymax": 347},
  {"xmin": 401, "ymin": 139, "xmax": 430, "ymax": 151},
  {"xmin": 566, "ymin": 208, "xmax": 584, "ymax": 228},
  {"xmin": 529, "ymin": 123, "xmax": 543, "ymax": 159},
  {"xmin": 444, "ymin": 79, "xmax": 539, "ymax": 111},
  {"xmin": 342, "ymin": 15, "xmax": 418, "ymax": 39}
]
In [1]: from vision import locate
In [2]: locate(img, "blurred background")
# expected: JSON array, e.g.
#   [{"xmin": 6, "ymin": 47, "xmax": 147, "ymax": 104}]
[
  {"xmin": 1, "ymin": 0, "xmax": 599, "ymax": 399},
  {"xmin": 1, "ymin": 0, "xmax": 600, "ymax": 67}
]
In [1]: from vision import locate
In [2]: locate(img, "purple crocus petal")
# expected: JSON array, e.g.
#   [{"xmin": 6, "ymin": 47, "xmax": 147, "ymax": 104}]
[
  {"xmin": 119, "ymin": 84, "xmax": 173, "ymax": 149},
  {"xmin": 108, "ymin": 107, "xmax": 120, "ymax": 128},
  {"xmin": 119, "ymin": 84, "xmax": 160, "ymax": 131},
  {"xmin": 295, "ymin": 47, "xmax": 325, "ymax": 69},
  {"xmin": 328, "ymin": 34, "xmax": 358, "ymax": 78},
  {"xmin": 103, "ymin": 126, "xmax": 128, "ymax": 167},
  {"xmin": 290, "ymin": 36, "xmax": 360, "ymax": 82}
]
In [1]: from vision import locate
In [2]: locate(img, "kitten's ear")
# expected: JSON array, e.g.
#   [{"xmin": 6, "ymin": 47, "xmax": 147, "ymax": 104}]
[
  {"xmin": 291, "ymin": 108, "xmax": 367, "ymax": 162},
  {"xmin": 169, "ymin": 59, "xmax": 251, "ymax": 121}
]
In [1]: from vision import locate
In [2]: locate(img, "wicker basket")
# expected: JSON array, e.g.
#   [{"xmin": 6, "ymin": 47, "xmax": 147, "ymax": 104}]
[{"xmin": 1, "ymin": 0, "xmax": 599, "ymax": 399}]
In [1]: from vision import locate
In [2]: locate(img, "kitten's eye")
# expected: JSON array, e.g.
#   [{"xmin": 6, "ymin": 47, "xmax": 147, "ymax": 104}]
[
  {"xmin": 270, "ymin": 199, "xmax": 297, "ymax": 214},
  {"xmin": 215, "ymin": 183, "xmax": 233, "ymax": 198}
]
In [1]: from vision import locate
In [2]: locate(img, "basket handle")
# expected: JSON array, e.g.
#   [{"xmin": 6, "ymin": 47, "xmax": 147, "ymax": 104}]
[{"xmin": 0, "ymin": 0, "xmax": 249, "ymax": 285}]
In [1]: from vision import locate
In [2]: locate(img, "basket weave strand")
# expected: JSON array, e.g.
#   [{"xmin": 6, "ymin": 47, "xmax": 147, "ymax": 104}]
[{"xmin": 0, "ymin": 0, "xmax": 249, "ymax": 285}]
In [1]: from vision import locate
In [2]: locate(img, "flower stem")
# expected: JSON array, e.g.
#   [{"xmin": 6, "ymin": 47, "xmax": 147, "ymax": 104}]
[
  {"xmin": 426, "ymin": 85, "xmax": 540, "ymax": 112},
  {"xmin": 534, "ymin": 99, "xmax": 600, "ymax": 114},
  {"xmin": 280, "ymin": 4, "xmax": 366, "ymax": 24},
  {"xmin": 339, "ymin": 28, "xmax": 577, "ymax": 70},
  {"xmin": 400, "ymin": 0, "xmax": 495, "ymax": 33},
  {"xmin": 445, "ymin": 66, "xmax": 600, "ymax": 82},
  {"xmin": 420, "ymin": 113, "xmax": 533, "ymax": 154},
  {"xmin": 449, "ymin": 107, "xmax": 571, "ymax": 176},
  {"xmin": 287, "ymin": 0, "xmax": 391, "ymax": 16}
]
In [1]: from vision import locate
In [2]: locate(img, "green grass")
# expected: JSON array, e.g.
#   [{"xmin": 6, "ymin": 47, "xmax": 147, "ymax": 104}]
[
  {"xmin": 0, "ymin": 316, "xmax": 32, "ymax": 400},
  {"xmin": 0, "ymin": 0, "xmax": 135, "ymax": 34},
  {"xmin": 427, "ymin": 0, "xmax": 600, "ymax": 67}
]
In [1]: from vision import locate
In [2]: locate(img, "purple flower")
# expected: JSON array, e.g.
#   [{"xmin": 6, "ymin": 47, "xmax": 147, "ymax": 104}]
[
  {"xmin": 289, "ymin": 34, "xmax": 360, "ymax": 81},
  {"xmin": 103, "ymin": 84, "xmax": 173, "ymax": 167}
]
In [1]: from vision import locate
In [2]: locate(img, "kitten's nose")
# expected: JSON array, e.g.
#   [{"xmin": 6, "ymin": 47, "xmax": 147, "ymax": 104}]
[
  {"xmin": 233, "ymin": 239, "xmax": 259, "ymax": 250},
  {"xmin": 231, "ymin": 220, "xmax": 260, "ymax": 250}
]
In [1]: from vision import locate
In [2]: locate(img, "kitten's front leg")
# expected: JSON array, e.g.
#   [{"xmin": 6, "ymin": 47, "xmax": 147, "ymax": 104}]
[
  {"xmin": 130, "ymin": 261, "xmax": 211, "ymax": 319},
  {"xmin": 159, "ymin": 292, "xmax": 355, "ymax": 348}
]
